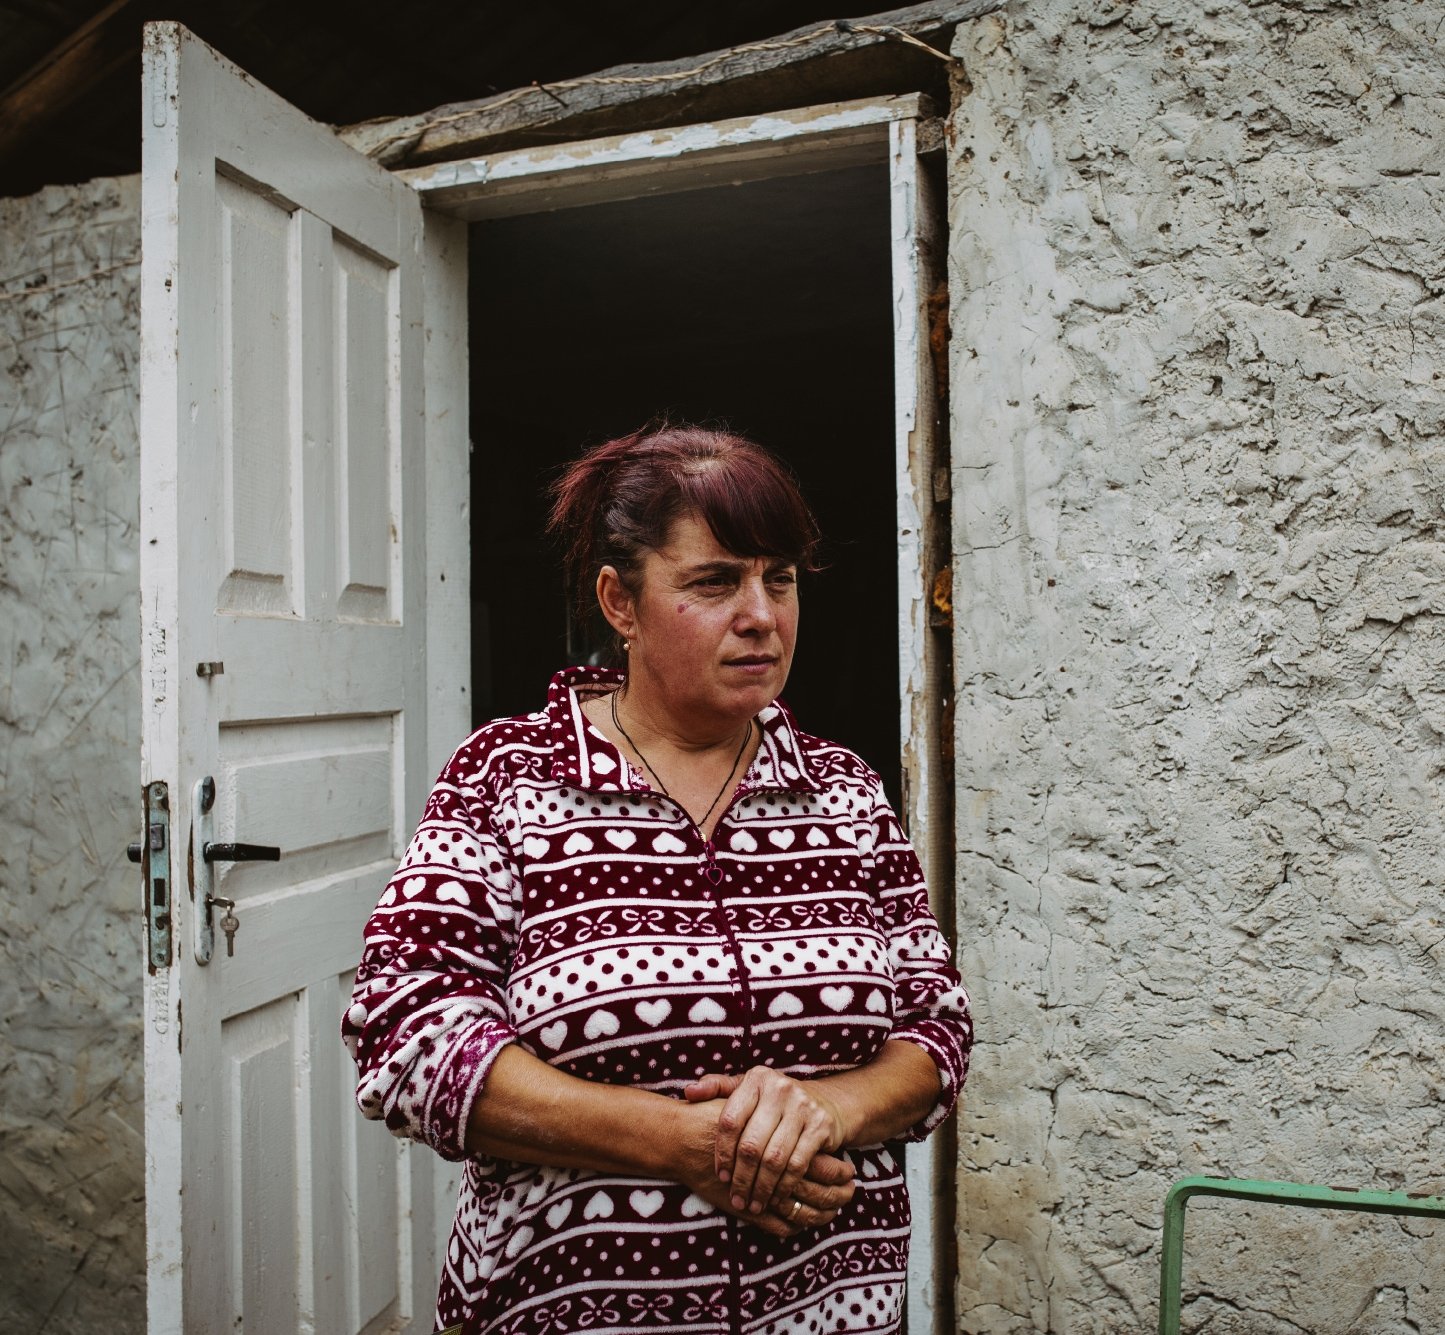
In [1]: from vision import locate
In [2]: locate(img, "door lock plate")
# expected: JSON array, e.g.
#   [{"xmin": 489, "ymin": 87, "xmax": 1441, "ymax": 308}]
[{"xmin": 141, "ymin": 781, "xmax": 172, "ymax": 971}]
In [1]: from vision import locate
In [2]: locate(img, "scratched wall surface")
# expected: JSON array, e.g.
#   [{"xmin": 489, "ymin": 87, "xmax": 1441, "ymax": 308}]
[
  {"xmin": 948, "ymin": 1, "xmax": 1444, "ymax": 1331},
  {"xmin": 0, "ymin": 176, "xmax": 144, "ymax": 1334}
]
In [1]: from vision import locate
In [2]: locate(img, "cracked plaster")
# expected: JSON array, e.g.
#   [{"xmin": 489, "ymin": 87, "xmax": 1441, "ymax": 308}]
[
  {"xmin": 0, "ymin": 175, "xmax": 144, "ymax": 1335},
  {"xmin": 5, "ymin": 6, "xmax": 1445, "ymax": 1330},
  {"xmin": 949, "ymin": 2, "xmax": 1444, "ymax": 1331}
]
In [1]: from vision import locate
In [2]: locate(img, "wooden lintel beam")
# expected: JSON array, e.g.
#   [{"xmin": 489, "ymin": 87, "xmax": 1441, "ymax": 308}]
[
  {"xmin": 339, "ymin": 0, "xmax": 1004, "ymax": 169},
  {"xmin": 0, "ymin": 0, "xmax": 140, "ymax": 168}
]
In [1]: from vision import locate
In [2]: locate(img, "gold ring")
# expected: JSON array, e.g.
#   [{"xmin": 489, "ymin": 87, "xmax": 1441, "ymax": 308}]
[{"xmin": 789, "ymin": 1199, "xmax": 802, "ymax": 1221}]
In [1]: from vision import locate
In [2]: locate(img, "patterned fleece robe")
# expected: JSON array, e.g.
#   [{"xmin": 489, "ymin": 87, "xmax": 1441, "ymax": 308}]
[{"xmin": 345, "ymin": 666, "xmax": 973, "ymax": 1335}]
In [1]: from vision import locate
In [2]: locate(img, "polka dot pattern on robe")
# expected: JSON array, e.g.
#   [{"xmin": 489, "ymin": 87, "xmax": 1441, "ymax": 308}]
[{"xmin": 344, "ymin": 667, "xmax": 973, "ymax": 1334}]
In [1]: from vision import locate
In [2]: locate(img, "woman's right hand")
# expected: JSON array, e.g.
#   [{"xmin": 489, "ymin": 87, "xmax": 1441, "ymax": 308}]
[{"xmin": 669, "ymin": 1097, "xmax": 854, "ymax": 1238}]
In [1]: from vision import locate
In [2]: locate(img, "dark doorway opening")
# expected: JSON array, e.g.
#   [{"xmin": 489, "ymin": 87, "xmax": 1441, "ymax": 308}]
[{"xmin": 468, "ymin": 162, "xmax": 900, "ymax": 803}]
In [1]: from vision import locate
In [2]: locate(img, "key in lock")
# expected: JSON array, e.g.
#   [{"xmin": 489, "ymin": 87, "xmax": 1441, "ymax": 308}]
[{"xmin": 208, "ymin": 895, "xmax": 239, "ymax": 956}]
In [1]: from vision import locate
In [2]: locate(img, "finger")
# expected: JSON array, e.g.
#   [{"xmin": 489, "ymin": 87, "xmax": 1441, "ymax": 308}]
[
  {"xmin": 715, "ymin": 1075, "xmax": 764, "ymax": 1188},
  {"xmin": 791, "ymin": 1172, "xmax": 856, "ymax": 1214},
  {"xmin": 770, "ymin": 1197, "xmax": 840, "ymax": 1233},
  {"xmin": 683, "ymin": 1073, "xmax": 740, "ymax": 1103},
  {"xmin": 728, "ymin": 1074, "xmax": 826, "ymax": 1211},
  {"xmin": 747, "ymin": 1210, "xmax": 795, "ymax": 1239},
  {"xmin": 802, "ymin": 1151, "xmax": 855, "ymax": 1187},
  {"xmin": 746, "ymin": 1108, "xmax": 814, "ymax": 1213},
  {"xmin": 717, "ymin": 1182, "xmax": 795, "ymax": 1239},
  {"xmin": 756, "ymin": 1101, "xmax": 842, "ymax": 1212},
  {"xmin": 762, "ymin": 1118, "xmax": 832, "ymax": 1214},
  {"xmin": 725, "ymin": 1075, "xmax": 790, "ymax": 1207}
]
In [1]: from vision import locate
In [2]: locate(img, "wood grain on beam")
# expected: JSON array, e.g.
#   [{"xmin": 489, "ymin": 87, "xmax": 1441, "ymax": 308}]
[
  {"xmin": 0, "ymin": 0, "xmax": 139, "ymax": 166},
  {"xmin": 340, "ymin": 0, "xmax": 1003, "ymax": 168}
]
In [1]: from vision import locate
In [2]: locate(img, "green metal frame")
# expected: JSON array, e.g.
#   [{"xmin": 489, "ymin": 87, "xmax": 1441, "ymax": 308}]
[{"xmin": 1159, "ymin": 1175, "xmax": 1445, "ymax": 1335}]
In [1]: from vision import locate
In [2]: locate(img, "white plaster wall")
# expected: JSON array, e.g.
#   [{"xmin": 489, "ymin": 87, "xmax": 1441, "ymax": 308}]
[
  {"xmin": 948, "ymin": 2, "xmax": 1444, "ymax": 1330},
  {"xmin": 0, "ymin": 175, "xmax": 144, "ymax": 1334}
]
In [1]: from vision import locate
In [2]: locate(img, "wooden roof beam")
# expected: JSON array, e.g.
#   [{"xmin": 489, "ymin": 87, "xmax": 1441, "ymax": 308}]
[
  {"xmin": 0, "ymin": 0, "xmax": 140, "ymax": 169},
  {"xmin": 339, "ymin": 0, "xmax": 1003, "ymax": 169}
]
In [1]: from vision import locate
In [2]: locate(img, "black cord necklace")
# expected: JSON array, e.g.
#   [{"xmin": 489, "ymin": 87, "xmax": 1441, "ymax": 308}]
[{"xmin": 611, "ymin": 687, "xmax": 753, "ymax": 839}]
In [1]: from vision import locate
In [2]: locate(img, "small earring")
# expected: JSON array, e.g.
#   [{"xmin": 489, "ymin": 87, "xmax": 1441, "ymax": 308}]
[{"xmin": 622, "ymin": 640, "xmax": 631, "ymax": 652}]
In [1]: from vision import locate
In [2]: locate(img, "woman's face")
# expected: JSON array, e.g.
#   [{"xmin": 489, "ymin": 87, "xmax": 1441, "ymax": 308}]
[{"xmin": 616, "ymin": 512, "xmax": 799, "ymax": 733}]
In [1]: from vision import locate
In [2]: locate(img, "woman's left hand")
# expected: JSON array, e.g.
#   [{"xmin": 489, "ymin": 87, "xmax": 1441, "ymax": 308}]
[{"xmin": 685, "ymin": 1068, "xmax": 848, "ymax": 1216}]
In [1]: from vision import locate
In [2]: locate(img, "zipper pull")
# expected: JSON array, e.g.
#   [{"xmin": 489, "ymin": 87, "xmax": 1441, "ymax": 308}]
[{"xmin": 702, "ymin": 840, "xmax": 723, "ymax": 885}]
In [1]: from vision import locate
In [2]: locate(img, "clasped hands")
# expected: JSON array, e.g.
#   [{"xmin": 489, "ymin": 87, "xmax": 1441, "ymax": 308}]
[{"xmin": 678, "ymin": 1066, "xmax": 854, "ymax": 1239}]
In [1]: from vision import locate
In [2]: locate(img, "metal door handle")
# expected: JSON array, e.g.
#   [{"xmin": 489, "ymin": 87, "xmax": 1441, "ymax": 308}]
[
  {"xmin": 202, "ymin": 842, "xmax": 280, "ymax": 863},
  {"xmin": 190, "ymin": 775, "xmax": 280, "ymax": 964}
]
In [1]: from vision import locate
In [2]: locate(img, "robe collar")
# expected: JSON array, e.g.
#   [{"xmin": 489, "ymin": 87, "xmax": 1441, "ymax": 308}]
[{"xmin": 544, "ymin": 665, "xmax": 821, "ymax": 797}]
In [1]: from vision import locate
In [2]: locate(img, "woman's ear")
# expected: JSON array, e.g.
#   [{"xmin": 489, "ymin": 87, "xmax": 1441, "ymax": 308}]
[{"xmin": 595, "ymin": 565, "xmax": 636, "ymax": 641}]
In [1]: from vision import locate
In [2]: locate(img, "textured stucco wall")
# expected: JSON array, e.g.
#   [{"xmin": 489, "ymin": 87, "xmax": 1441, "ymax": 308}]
[
  {"xmin": 6, "ymin": 11, "xmax": 1445, "ymax": 1330},
  {"xmin": 948, "ymin": 2, "xmax": 1444, "ymax": 1331},
  {"xmin": 0, "ymin": 176, "xmax": 144, "ymax": 1334}
]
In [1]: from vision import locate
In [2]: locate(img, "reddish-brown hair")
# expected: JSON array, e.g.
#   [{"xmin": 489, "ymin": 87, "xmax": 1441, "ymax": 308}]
[{"xmin": 548, "ymin": 422, "xmax": 821, "ymax": 638}]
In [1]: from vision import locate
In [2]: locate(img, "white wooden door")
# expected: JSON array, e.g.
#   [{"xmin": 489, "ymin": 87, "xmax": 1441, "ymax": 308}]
[{"xmin": 139, "ymin": 23, "xmax": 456, "ymax": 1334}]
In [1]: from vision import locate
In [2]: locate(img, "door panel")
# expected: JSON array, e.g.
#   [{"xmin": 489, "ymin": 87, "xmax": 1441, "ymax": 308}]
[{"xmin": 140, "ymin": 22, "xmax": 448, "ymax": 1334}]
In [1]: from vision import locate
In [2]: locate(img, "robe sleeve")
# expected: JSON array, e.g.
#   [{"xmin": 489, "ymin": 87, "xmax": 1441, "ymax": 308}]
[
  {"xmin": 861, "ymin": 774, "xmax": 973, "ymax": 1141},
  {"xmin": 342, "ymin": 746, "xmax": 520, "ymax": 1162}
]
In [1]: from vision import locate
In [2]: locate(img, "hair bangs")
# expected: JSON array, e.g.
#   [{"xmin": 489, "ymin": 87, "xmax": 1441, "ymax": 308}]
[{"xmin": 678, "ymin": 451, "xmax": 820, "ymax": 572}]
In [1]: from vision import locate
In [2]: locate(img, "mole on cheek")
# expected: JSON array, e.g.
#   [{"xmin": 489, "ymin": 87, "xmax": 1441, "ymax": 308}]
[{"xmin": 677, "ymin": 603, "xmax": 688, "ymax": 614}]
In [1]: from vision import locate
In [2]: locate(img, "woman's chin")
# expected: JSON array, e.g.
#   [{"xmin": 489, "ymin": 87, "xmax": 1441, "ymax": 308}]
[{"xmin": 724, "ymin": 674, "xmax": 785, "ymax": 713}]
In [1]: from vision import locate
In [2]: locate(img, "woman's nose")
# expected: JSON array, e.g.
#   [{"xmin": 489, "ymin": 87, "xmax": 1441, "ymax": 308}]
[{"xmin": 734, "ymin": 577, "xmax": 776, "ymax": 631}]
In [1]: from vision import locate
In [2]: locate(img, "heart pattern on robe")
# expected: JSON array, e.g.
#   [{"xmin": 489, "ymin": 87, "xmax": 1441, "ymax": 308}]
[
  {"xmin": 545, "ymin": 1199, "xmax": 573, "ymax": 1230},
  {"xmin": 563, "ymin": 831, "xmax": 594, "ymax": 857},
  {"xmin": 538, "ymin": 1021, "xmax": 568, "ymax": 1051},
  {"xmin": 820, "ymin": 985, "xmax": 854, "ymax": 1012},
  {"xmin": 688, "ymin": 997, "xmax": 728, "ymax": 1024},
  {"xmin": 583, "ymin": 1191, "xmax": 614, "ymax": 1220},
  {"xmin": 635, "ymin": 999, "xmax": 672, "ymax": 1027},
  {"xmin": 630, "ymin": 1190, "xmax": 665, "ymax": 1219},
  {"xmin": 767, "ymin": 992, "xmax": 804, "ymax": 1018},
  {"xmin": 435, "ymin": 881, "xmax": 469, "ymax": 906},
  {"xmin": 605, "ymin": 828, "xmax": 637, "ymax": 850},
  {"xmin": 583, "ymin": 1009, "xmax": 620, "ymax": 1040}
]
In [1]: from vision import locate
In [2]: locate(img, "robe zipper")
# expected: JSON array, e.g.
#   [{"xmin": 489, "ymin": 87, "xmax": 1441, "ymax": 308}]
[{"xmin": 648, "ymin": 785, "xmax": 762, "ymax": 1334}]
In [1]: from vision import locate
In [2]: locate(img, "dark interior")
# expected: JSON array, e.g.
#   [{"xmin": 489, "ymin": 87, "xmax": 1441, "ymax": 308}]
[
  {"xmin": 469, "ymin": 162, "xmax": 901, "ymax": 804},
  {"xmin": 1, "ymin": 3, "xmax": 870, "ymax": 196}
]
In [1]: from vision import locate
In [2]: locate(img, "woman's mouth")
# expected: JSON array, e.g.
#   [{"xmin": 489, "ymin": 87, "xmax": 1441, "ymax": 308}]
[{"xmin": 725, "ymin": 654, "xmax": 777, "ymax": 673}]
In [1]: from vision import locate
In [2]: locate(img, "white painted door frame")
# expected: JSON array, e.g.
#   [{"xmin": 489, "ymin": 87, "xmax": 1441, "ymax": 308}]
[{"xmin": 406, "ymin": 94, "xmax": 954, "ymax": 1334}]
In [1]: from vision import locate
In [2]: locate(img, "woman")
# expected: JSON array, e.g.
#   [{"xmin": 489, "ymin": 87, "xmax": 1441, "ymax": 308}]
[{"xmin": 344, "ymin": 424, "xmax": 972, "ymax": 1335}]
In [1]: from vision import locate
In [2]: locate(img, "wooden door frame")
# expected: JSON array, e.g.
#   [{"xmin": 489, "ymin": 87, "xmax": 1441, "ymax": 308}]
[{"xmin": 408, "ymin": 92, "xmax": 956, "ymax": 1335}]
